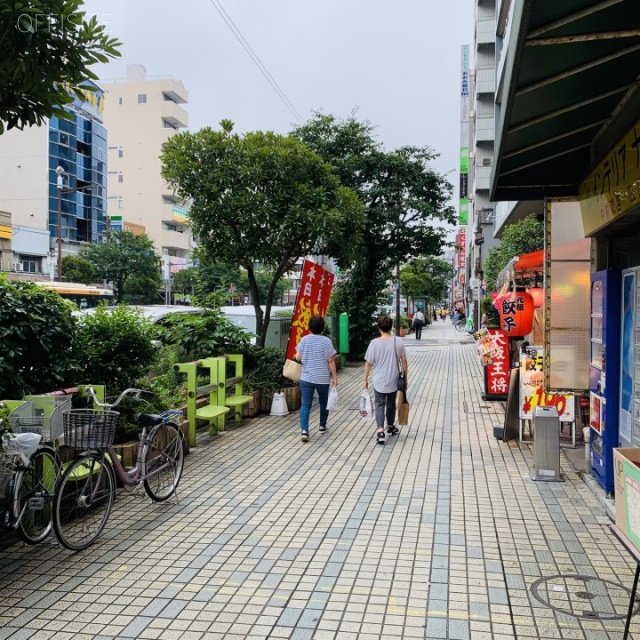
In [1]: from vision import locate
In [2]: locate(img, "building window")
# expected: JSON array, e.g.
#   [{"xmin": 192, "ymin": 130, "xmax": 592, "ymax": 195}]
[
  {"xmin": 16, "ymin": 255, "xmax": 40, "ymax": 273},
  {"xmin": 118, "ymin": 197, "xmax": 124, "ymax": 209},
  {"xmin": 118, "ymin": 172, "xmax": 123, "ymax": 183},
  {"xmin": 138, "ymin": 94, "xmax": 147, "ymax": 104},
  {"xmin": 118, "ymin": 146, "xmax": 123, "ymax": 158},
  {"xmin": 118, "ymin": 97, "xmax": 123, "ymax": 105}
]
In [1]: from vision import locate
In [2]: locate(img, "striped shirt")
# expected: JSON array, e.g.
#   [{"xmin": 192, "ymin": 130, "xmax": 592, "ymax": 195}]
[{"xmin": 296, "ymin": 334, "xmax": 336, "ymax": 384}]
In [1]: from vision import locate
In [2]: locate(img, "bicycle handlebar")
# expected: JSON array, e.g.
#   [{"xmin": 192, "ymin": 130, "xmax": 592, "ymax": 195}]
[{"xmin": 85, "ymin": 385, "xmax": 153, "ymax": 409}]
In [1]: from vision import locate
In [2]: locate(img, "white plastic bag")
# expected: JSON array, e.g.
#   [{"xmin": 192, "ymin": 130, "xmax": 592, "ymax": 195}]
[
  {"xmin": 326, "ymin": 387, "xmax": 339, "ymax": 411},
  {"xmin": 359, "ymin": 390, "xmax": 373, "ymax": 420}
]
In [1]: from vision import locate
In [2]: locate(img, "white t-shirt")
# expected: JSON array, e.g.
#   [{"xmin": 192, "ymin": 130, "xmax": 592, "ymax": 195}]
[{"xmin": 364, "ymin": 336, "xmax": 406, "ymax": 394}]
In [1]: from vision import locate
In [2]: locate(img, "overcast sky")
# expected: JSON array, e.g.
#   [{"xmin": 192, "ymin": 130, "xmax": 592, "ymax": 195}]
[{"xmin": 84, "ymin": 0, "xmax": 474, "ymax": 195}]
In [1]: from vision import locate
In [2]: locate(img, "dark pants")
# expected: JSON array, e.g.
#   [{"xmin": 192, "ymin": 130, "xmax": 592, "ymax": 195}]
[
  {"xmin": 414, "ymin": 322, "xmax": 423, "ymax": 339},
  {"xmin": 374, "ymin": 389, "xmax": 396, "ymax": 429}
]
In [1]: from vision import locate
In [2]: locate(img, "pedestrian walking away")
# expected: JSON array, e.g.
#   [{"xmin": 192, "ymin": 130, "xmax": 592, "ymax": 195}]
[
  {"xmin": 413, "ymin": 308, "xmax": 425, "ymax": 340},
  {"xmin": 362, "ymin": 315, "xmax": 408, "ymax": 445},
  {"xmin": 295, "ymin": 315, "xmax": 338, "ymax": 442}
]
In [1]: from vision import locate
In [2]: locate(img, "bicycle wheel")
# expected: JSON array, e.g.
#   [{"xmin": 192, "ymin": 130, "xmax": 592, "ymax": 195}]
[
  {"xmin": 143, "ymin": 422, "xmax": 184, "ymax": 502},
  {"xmin": 52, "ymin": 451, "xmax": 115, "ymax": 551},
  {"xmin": 454, "ymin": 321, "xmax": 466, "ymax": 332},
  {"xmin": 11, "ymin": 446, "xmax": 60, "ymax": 545}
]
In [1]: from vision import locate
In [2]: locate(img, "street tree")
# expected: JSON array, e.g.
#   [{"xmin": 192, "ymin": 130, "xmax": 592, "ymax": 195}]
[
  {"xmin": 236, "ymin": 268, "xmax": 291, "ymax": 306},
  {"xmin": 483, "ymin": 214, "xmax": 544, "ymax": 291},
  {"xmin": 400, "ymin": 257, "xmax": 454, "ymax": 307},
  {"xmin": 294, "ymin": 113, "xmax": 456, "ymax": 356},
  {"xmin": 161, "ymin": 120, "xmax": 364, "ymax": 346},
  {"xmin": 61, "ymin": 255, "xmax": 95, "ymax": 284},
  {"xmin": 0, "ymin": 0, "xmax": 121, "ymax": 133},
  {"xmin": 81, "ymin": 231, "xmax": 161, "ymax": 303}
]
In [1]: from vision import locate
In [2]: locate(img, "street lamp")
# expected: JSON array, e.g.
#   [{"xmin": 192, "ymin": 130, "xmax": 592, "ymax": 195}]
[{"xmin": 55, "ymin": 166, "xmax": 92, "ymax": 281}]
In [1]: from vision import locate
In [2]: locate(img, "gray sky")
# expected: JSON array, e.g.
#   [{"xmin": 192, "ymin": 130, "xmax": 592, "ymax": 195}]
[{"xmin": 85, "ymin": 0, "xmax": 473, "ymax": 195}]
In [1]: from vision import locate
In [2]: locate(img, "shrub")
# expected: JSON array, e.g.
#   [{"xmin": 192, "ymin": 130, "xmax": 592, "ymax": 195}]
[
  {"xmin": 0, "ymin": 278, "xmax": 81, "ymax": 398},
  {"xmin": 239, "ymin": 345, "xmax": 289, "ymax": 394},
  {"xmin": 76, "ymin": 305, "xmax": 157, "ymax": 395}
]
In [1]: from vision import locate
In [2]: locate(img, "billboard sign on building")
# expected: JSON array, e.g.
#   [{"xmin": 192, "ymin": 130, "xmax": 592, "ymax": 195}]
[{"xmin": 459, "ymin": 45, "xmax": 470, "ymax": 225}]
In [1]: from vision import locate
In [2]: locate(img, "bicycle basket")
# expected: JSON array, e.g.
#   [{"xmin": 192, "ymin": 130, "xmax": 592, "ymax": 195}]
[
  {"xmin": 8, "ymin": 395, "xmax": 70, "ymax": 442},
  {"xmin": 63, "ymin": 410, "xmax": 119, "ymax": 449}
]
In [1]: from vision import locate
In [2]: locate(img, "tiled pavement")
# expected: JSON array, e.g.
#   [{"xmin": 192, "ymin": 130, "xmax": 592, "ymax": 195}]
[{"xmin": 0, "ymin": 321, "xmax": 638, "ymax": 639}]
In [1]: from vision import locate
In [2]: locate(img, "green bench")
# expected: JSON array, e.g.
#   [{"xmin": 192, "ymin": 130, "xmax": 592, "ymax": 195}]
[{"xmin": 174, "ymin": 355, "xmax": 253, "ymax": 446}]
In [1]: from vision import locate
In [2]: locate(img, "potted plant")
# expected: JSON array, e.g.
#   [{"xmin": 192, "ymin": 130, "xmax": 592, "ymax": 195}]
[{"xmin": 481, "ymin": 296, "xmax": 501, "ymax": 328}]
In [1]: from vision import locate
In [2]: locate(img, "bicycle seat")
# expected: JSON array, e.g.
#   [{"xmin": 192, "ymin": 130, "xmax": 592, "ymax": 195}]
[{"xmin": 136, "ymin": 413, "xmax": 164, "ymax": 428}]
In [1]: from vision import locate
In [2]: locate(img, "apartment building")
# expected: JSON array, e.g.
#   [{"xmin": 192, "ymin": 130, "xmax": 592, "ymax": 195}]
[
  {"xmin": 0, "ymin": 83, "xmax": 108, "ymax": 278},
  {"xmin": 100, "ymin": 65, "xmax": 192, "ymax": 274}
]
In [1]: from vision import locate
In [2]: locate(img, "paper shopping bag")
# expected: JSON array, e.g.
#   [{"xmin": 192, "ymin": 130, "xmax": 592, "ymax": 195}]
[{"xmin": 397, "ymin": 391, "xmax": 410, "ymax": 426}]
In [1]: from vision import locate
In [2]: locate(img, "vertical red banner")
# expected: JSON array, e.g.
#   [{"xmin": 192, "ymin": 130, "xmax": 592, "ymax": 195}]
[
  {"xmin": 286, "ymin": 260, "xmax": 335, "ymax": 360},
  {"xmin": 483, "ymin": 329, "xmax": 510, "ymax": 400}
]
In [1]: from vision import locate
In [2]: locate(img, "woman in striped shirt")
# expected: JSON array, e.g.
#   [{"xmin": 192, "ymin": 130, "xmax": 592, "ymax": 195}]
[{"xmin": 294, "ymin": 315, "xmax": 338, "ymax": 442}]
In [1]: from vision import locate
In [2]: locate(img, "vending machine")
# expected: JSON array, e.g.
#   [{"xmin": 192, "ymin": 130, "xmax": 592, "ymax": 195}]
[
  {"xmin": 589, "ymin": 270, "xmax": 621, "ymax": 494},
  {"xmin": 619, "ymin": 267, "xmax": 640, "ymax": 449}
]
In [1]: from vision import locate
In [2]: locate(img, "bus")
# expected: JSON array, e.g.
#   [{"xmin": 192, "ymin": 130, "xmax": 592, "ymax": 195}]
[{"xmin": 34, "ymin": 281, "xmax": 115, "ymax": 309}]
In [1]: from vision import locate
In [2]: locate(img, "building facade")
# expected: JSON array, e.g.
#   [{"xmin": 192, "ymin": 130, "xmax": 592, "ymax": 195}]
[
  {"xmin": 0, "ymin": 83, "xmax": 108, "ymax": 278},
  {"xmin": 100, "ymin": 65, "xmax": 192, "ymax": 275}
]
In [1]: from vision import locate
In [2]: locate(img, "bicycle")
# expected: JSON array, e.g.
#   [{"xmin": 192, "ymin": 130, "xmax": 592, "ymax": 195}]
[
  {"xmin": 453, "ymin": 318, "xmax": 468, "ymax": 332},
  {"xmin": 0, "ymin": 423, "xmax": 60, "ymax": 545},
  {"xmin": 52, "ymin": 386, "xmax": 185, "ymax": 551}
]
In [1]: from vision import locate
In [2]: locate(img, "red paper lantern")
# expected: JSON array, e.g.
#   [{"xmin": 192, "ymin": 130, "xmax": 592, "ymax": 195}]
[
  {"xmin": 528, "ymin": 287, "xmax": 544, "ymax": 308},
  {"xmin": 497, "ymin": 290, "xmax": 534, "ymax": 337}
]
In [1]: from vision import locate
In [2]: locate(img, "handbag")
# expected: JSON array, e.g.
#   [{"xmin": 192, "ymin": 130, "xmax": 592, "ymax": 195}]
[
  {"xmin": 397, "ymin": 390, "xmax": 410, "ymax": 425},
  {"xmin": 282, "ymin": 358, "xmax": 301, "ymax": 382},
  {"xmin": 395, "ymin": 338, "xmax": 407, "ymax": 392}
]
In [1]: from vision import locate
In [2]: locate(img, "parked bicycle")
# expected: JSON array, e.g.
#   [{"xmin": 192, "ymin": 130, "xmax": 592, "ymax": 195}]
[
  {"xmin": 0, "ymin": 420, "xmax": 60, "ymax": 545},
  {"xmin": 453, "ymin": 318, "xmax": 468, "ymax": 332},
  {"xmin": 52, "ymin": 386, "xmax": 185, "ymax": 551}
]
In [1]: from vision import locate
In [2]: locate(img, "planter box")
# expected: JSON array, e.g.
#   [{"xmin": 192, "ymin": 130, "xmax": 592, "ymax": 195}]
[{"xmin": 242, "ymin": 391, "xmax": 263, "ymax": 418}]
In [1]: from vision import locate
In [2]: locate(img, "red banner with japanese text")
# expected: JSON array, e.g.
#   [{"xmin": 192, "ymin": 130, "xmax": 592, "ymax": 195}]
[
  {"xmin": 286, "ymin": 260, "xmax": 335, "ymax": 360},
  {"xmin": 483, "ymin": 329, "xmax": 510, "ymax": 400}
]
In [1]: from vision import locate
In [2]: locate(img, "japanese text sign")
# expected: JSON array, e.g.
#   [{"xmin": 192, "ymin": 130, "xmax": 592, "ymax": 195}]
[
  {"xmin": 485, "ymin": 329, "xmax": 510, "ymax": 397},
  {"xmin": 286, "ymin": 260, "xmax": 335, "ymax": 360}
]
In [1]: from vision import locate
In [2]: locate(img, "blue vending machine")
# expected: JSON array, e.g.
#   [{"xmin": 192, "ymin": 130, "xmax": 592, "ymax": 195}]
[{"xmin": 589, "ymin": 270, "xmax": 621, "ymax": 495}]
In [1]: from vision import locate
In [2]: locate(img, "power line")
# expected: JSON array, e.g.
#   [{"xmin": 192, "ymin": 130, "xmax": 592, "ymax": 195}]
[{"xmin": 207, "ymin": 0, "xmax": 303, "ymax": 123}]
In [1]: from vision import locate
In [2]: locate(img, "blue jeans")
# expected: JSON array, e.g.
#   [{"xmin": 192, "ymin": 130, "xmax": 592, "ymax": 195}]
[{"xmin": 299, "ymin": 380, "xmax": 330, "ymax": 432}]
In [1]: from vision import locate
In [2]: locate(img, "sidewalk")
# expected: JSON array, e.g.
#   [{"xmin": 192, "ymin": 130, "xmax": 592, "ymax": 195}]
[{"xmin": 0, "ymin": 321, "xmax": 637, "ymax": 640}]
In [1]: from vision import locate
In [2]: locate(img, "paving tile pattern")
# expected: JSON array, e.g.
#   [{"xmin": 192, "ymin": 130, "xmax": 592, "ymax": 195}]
[{"xmin": 0, "ymin": 321, "xmax": 638, "ymax": 639}]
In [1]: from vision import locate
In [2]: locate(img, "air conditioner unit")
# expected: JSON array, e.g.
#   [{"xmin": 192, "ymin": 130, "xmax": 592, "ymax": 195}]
[
  {"xmin": 481, "ymin": 157, "xmax": 493, "ymax": 166},
  {"xmin": 14, "ymin": 264, "xmax": 23, "ymax": 272}
]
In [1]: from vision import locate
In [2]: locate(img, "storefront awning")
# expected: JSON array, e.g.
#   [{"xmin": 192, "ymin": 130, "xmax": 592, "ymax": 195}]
[
  {"xmin": 491, "ymin": 0, "xmax": 640, "ymax": 202},
  {"xmin": 497, "ymin": 250, "xmax": 544, "ymax": 287}
]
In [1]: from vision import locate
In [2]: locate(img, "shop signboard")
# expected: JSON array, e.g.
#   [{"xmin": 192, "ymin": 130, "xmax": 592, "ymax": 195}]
[
  {"xmin": 520, "ymin": 346, "xmax": 575, "ymax": 421},
  {"xmin": 483, "ymin": 329, "xmax": 509, "ymax": 401}
]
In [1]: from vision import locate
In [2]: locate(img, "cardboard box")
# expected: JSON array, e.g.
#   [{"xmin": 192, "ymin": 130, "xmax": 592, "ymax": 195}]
[{"xmin": 613, "ymin": 447, "xmax": 640, "ymax": 544}]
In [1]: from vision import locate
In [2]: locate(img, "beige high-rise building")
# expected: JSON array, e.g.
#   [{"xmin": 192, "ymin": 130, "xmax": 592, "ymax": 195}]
[{"xmin": 100, "ymin": 64, "xmax": 192, "ymax": 272}]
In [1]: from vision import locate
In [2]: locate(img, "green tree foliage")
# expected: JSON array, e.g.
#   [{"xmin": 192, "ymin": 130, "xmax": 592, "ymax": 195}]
[
  {"xmin": 81, "ymin": 231, "xmax": 161, "ymax": 303},
  {"xmin": 0, "ymin": 278, "xmax": 80, "ymax": 397},
  {"xmin": 75, "ymin": 305, "xmax": 157, "ymax": 395},
  {"xmin": 400, "ymin": 257, "xmax": 454, "ymax": 303},
  {"xmin": 0, "ymin": 1, "xmax": 121, "ymax": 133},
  {"xmin": 293, "ymin": 113, "xmax": 456, "ymax": 356},
  {"xmin": 155, "ymin": 292, "xmax": 252, "ymax": 361},
  {"xmin": 61, "ymin": 255, "xmax": 95, "ymax": 284},
  {"xmin": 162, "ymin": 120, "xmax": 364, "ymax": 346},
  {"xmin": 483, "ymin": 214, "xmax": 544, "ymax": 291},
  {"xmin": 236, "ymin": 268, "xmax": 290, "ymax": 305}
]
